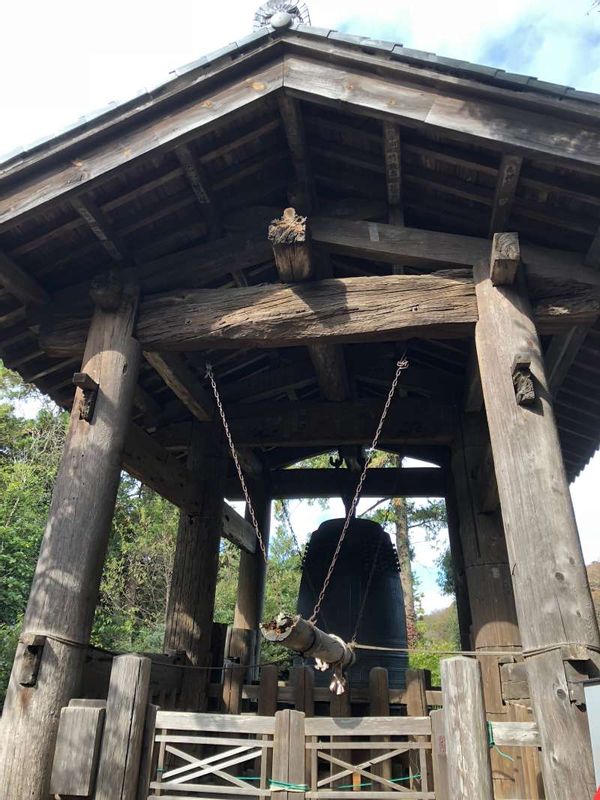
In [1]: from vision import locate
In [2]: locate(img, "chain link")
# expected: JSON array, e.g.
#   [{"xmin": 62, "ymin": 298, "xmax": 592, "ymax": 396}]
[
  {"xmin": 309, "ymin": 357, "xmax": 409, "ymax": 624},
  {"xmin": 205, "ymin": 364, "xmax": 268, "ymax": 563}
]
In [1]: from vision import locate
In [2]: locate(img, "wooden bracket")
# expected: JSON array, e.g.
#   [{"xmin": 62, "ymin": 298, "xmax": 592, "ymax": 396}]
[
  {"xmin": 90, "ymin": 271, "xmax": 124, "ymax": 311},
  {"xmin": 490, "ymin": 232, "xmax": 520, "ymax": 285},
  {"xmin": 18, "ymin": 633, "xmax": 46, "ymax": 687},
  {"xmin": 511, "ymin": 355, "xmax": 535, "ymax": 406},
  {"xmin": 73, "ymin": 372, "xmax": 100, "ymax": 422},
  {"xmin": 562, "ymin": 646, "xmax": 598, "ymax": 706}
]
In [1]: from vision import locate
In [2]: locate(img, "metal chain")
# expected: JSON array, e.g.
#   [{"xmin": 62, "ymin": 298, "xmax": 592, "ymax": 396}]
[
  {"xmin": 309, "ymin": 356, "xmax": 409, "ymax": 623},
  {"xmin": 205, "ymin": 364, "xmax": 268, "ymax": 563}
]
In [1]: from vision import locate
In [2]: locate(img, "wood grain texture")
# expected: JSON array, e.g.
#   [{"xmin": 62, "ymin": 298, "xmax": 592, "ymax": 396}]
[
  {"xmin": 474, "ymin": 259, "xmax": 600, "ymax": 799},
  {"xmin": 430, "ymin": 710, "xmax": 449, "ymax": 800},
  {"xmin": 95, "ymin": 655, "xmax": 152, "ymax": 800},
  {"xmin": 283, "ymin": 55, "xmax": 600, "ymax": 171},
  {"xmin": 136, "ymin": 272, "xmax": 477, "ymax": 350},
  {"xmin": 0, "ymin": 249, "xmax": 49, "ymax": 305},
  {"xmin": 490, "ymin": 232, "xmax": 520, "ymax": 285},
  {"xmin": 0, "ymin": 292, "xmax": 141, "ymax": 800},
  {"xmin": 49, "ymin": 705, "xmax": 105, "ymax": 796},
  {"xmin": 143, "ymin": 351, "xmax": 213, "ymax": 421},
  {"xmin": 489, "ymin": 156, "xmax": 522, "ymax": 236},
  {"xmin": 441, "ymin": 657, "xmax": 494, "ymax": 800}
]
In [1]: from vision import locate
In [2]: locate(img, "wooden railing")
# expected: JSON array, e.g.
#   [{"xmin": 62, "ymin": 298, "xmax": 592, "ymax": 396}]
[{"xmin": 51, "ymin": 654, "xmax": 544, "ymax": 800}]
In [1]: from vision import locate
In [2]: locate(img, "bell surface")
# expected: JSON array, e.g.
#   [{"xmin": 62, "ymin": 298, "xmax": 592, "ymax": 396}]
[{"xmin": 297, "ymin": 518, "xmax": 409, "ymax": 688}]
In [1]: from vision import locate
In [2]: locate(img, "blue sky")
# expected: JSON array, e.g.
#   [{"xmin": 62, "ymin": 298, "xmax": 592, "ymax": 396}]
[{"xmin": 3, "ymin": 0, "xmax": 600, "ymax": 611}]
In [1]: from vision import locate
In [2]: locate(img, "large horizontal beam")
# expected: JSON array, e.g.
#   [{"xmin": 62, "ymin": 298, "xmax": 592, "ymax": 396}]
[
  {"xmin": 155, "ymin": 397, "xmax": 457, "ymax": 448},
  {"xmin": 225, "ymin": 467, "xmax": 447, "ymax": 500},
  {"xmin": 39, "ymin": 268, "xmax": 599, "ymax": 357},
  {"xmin": 122, "ymin": 424, "xmax": 255, "ymax": 553},
  {"xmin": 41, "ymin": 271, "xmax": 476, "ymax": 356}
]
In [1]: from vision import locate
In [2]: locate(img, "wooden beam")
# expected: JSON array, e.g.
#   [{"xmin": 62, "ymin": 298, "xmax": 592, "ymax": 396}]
[
  {"xmin": 136, "ymin": 271, "xmax": 477, "ymax": 350},
  {"xmin": 306, "ymin": 343, "xmax": 350, "ymax": 402},
  {"xmin": 0, "ymin": 249, "xmax": 49, "ymax": 306},
  {"xmin": 489, "ymin": 155, "xmax": 522, "ymax": 236},
  {"xmin": 283, "ymin": 55, "xmax": 600, "ymax": 172},
  {"xmin": 277, "ymin": 95, "xmax": 314, "ymax": 212},
  {"xmin": 490, "ymin": 232, "xmax": 520, "ymax": 285},
  {"xmin": 544, "ymin": 326, "xmax": 589, "ymax": 397},
  {"xmin": 71, "ymin": 196, "xmax": 128, "ymax": 261},
  {"xmin": 175, "ymin": 143, "xmax": 221, "ymax": 238},
  {"xmin": 207, "ymin": 397, "xmax": 455, "ymax": 447},
  {"xmin": 313, "ymin": 216, "xmax": 600, "ymax": 291},
  {"xmin": 122, "ymin": 424, "xmax": 256, "ymax": 553},
  {"xmin": 225, "ymin": 467, "xmax": 447, "ymax": 499},
  {"xmin": 143, "ymin": 351, "xmax": 212, "ymax": 421}
]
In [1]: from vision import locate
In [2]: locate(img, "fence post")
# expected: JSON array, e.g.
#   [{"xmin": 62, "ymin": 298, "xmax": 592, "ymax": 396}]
[
  {"xmin": 441, "ymin": 656, "xmax": 494, "ymax": 800},
  {"xmin": 273, "ymin": 709, "xmax": 306, "ymax": 800},
  {"xmin": 94, "ymin": 654, "xmax": 151, "ymax": 800},
  {"xmin": 430, "ymin": 709, "xmax": 449, "ymax": 800}
]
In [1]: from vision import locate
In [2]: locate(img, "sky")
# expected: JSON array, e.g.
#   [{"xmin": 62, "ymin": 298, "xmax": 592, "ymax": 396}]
[{"xmin": 3, "ymin": 0, "xmax": 600, "ymax": 612}]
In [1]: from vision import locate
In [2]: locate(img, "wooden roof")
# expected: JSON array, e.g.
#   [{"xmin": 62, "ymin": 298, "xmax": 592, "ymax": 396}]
[{"xmin": 0, "ymin": 24, "xmax": 599, "ymax": 484}]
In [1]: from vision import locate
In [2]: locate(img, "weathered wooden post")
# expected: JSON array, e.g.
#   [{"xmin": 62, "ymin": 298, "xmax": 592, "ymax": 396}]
[
  {"xmin": 163, "ymin": 419, "xmax": 226, "ymax": 711},
  {"xmin": 95, "ymin": 654, "xmax": 151, "ymax": 800},
  {"xmin": 451, "ymin": 412, "xmax": 528, "ymax": 797},
  {"xmin": 223, "ymin": 481, "xmax": 271, "ymax": 713},
  {"xmin": 474, "ymin": 237, "xmax": 600, "ymax": 799},
  {"xmin": 0, "ymin": 281, "xmax": 141, "ymax": 800},
  {"xmin": 441, "ymin": 656, "xmax": 494, "ymax": 800},
  {"xmin": 273, "ymin": 709, "xmax": 306, "ymax": 800}
]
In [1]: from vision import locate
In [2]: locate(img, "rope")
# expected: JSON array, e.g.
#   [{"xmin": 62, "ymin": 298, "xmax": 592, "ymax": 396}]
[
  {"xmin": 488, "ymin": 722, "xmax": 514, "ymax": 762},
  {"xmin": 338, "ymin": 775, "xmax": 420, "ymax": 789},
  {"xmin": 351, "ymin": 641, "xmax": 600, "ymax": 658},
  {"xmin": 309, "ymin": 357, "xmax": 409, "ymax": 624},
  {"xmin": 270, "ymin": 780, "xmax": 309, "ymax": 791},
  {"xmin": 206, "ymin": 363, "xmax": 268, "ymax": 563}
]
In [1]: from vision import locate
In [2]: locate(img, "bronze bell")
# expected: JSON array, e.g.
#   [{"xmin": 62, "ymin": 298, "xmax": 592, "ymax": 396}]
[{"xmin": 297, "ymin": 518, "xmax": 409, "ymax": 688}]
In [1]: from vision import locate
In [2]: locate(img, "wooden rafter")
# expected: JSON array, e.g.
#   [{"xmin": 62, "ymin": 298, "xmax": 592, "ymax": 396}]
[
  {"xmin": 143, "ymin": 351, "xmax": 213, "ymax": 421},
  {"xmin": 544, "ymin": 327, "xmax": 590, "ymax": 397},
  {"xmin": 71, "ymin": 196, "xmax": 128, "ymax": 261},
  {"xmin": 175, "ymin": 143, "xmax": 221, "ymax": 237},
  {"xmin": 277, "ymin": 95, "xmax": 314, "ymax": 212},
  {"xmin": 0, "ymin": 249, "xmax": 49, "ymax": 306},
  {"xmin": 123, "ymin": 424, "xmax": 255, "ymax": 553}
]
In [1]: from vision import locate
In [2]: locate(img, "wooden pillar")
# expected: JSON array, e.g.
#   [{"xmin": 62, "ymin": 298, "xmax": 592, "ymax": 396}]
[
  {"xmin": 442, "ymin": 656, "xmax": 494, "ymax": 800},
  {"xmin": 452, "ymin": 412, "xmax": 531, "ymax": 798},
  {"xmin": 163, "ymin": 419, "xmax": 226, "ymax": 711},
  {"xmin": 444, "ymin": 482, "xmax": 473, "ymax": 652},
  {"xmin": 223, "ymin": 480, "xmax": 271, "ymax": 712},
  {"xmin": 474, "ymin": 256, "xmax": 600, "ymax": 799},
  {"xmin": 0, "ymin": 287, "xmax": 141, "ymax": 800}
]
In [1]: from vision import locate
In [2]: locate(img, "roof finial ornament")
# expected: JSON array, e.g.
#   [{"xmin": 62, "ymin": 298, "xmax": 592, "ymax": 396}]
[{"xmin": 253, "ymin": 1, "xmax": 311, "ymax": 30}]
